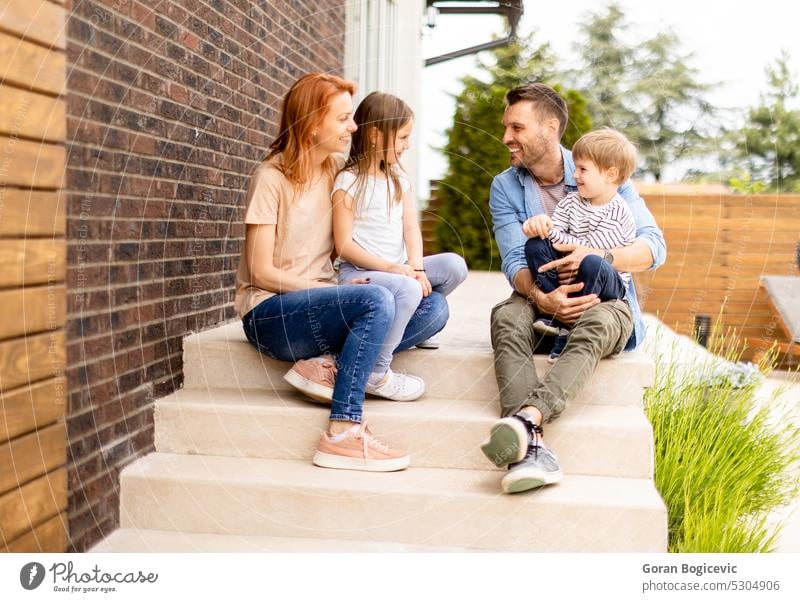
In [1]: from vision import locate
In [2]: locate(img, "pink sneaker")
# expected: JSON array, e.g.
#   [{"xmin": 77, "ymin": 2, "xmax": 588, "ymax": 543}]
[
  {"xmin": 283, "ymin": 355, "xmax": 336, "ymax": 403},
  {"xmin": 313, "ymin": 422, "xmax": 410, "ymax": 472}
]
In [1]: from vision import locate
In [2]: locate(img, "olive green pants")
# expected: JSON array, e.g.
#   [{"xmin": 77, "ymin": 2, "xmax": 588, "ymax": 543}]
[{"xmin": 490, "ymin": 292, "xmax": 633, "ymax": 422}]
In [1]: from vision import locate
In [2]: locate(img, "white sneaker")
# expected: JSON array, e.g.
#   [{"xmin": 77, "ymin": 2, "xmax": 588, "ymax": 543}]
[
  {"xmin": 365, "ymin": 368, "xmax": 426, "ymax": 401},
  {"xmin": 415, "ymin": 334, "xmax": 441, "ymax": 349}
]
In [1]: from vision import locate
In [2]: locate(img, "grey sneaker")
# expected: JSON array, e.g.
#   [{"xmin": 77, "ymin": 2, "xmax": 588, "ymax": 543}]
[
  {"xmin": 501, "ymin": 443, "xmax": 563, "ymax": 494},
  {"xmin": 533, "ymin": 318, "xmax": 560, "ymax": 336},
  {"xmin": 480, "ymin": 413, "xmax": 539, "ymax": 467}
]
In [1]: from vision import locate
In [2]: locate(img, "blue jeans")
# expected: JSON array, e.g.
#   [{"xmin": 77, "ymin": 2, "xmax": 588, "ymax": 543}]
[
  {"xmin": 338, "ymin": 253, "xmax": 466, "ymax": 372},
  {"xmin": 524, "ymin": 237, "xmax": 627, "ymax": 314},
  {"xmin": 241, "ymin": 285, "xmax": 395, "ymax": 423}
]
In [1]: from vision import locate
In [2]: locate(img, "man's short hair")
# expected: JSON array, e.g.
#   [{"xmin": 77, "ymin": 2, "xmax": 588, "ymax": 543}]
[
  {"xmin": 505, "ymin": 83, "xmax": 568, "ymax": 139},
  {"xmin": 572, "ymin": 128, "xmax": 638, "ymax": 184}
]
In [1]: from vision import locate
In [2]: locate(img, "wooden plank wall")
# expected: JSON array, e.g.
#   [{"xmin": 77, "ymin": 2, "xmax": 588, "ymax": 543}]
[
  {"xmin": 634, "ymin": 193, "xmax": 800, "ymax": 360},
  {"xmin": 0, "ymin": 0, "xmax": 68, "ymax": 552}
]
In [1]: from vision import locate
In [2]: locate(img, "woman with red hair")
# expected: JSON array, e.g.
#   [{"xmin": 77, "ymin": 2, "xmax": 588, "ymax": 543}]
[{"xmin": 235, "ymin": 73, "xmax": 408, "ymax": 472}]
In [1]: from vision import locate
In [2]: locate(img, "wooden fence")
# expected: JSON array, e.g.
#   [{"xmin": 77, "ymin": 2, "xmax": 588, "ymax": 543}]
[
  {"xmin": 423, "ymin": 183, "xmax": 800, "ymax": 361},
  {"xmin": 0, "ymin": 0, "xmax": 68, "ymax": 552},
  {"xmin": 634, "ymin": 193, "xmax": 800, "ymax": 360}
]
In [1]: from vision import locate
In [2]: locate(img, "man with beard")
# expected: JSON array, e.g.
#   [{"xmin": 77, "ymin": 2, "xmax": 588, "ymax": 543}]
[{"xmin": 481, "ymin": 83, "xmax": 666, "ymax": 494}]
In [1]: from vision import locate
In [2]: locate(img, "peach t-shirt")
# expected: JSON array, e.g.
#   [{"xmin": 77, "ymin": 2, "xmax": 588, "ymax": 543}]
[{"xmin": 234, "ymin": 155, "xmax": 337, "ymax": 318}]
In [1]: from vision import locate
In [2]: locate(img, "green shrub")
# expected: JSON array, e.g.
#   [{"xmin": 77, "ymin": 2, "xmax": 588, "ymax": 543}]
[{"xmin": 644, "ymin": 326, "xmax": 800, "ymax": 552}]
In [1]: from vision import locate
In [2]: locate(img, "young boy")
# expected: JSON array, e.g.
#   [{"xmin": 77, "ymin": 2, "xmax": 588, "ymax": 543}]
[{"xmin": 522, "ymin": 128, "xmax": 637, "ymax": 360}]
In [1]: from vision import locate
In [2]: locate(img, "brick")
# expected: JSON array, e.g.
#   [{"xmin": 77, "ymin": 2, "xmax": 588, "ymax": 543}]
[
  {"xmin": 129, "ymin": 0, "xmax": 156, "ymax": 31},
  {"xmin": 65, "ymin": 0, "xmax": 346, "ymax": 553}
]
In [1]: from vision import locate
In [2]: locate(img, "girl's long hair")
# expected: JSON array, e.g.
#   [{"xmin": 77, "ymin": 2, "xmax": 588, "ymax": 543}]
[
  {"xmin": 267, "ymin": 73, "xmax": 356, "ymax": 187},
  {"xmin": 342, "ymin": 91, "xmax": 414, "ymax": 216}
]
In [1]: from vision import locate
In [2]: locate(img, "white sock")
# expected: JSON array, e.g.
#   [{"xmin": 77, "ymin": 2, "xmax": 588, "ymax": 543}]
[{"xmin": 368, "ymin": 369, "xmax": 389, "ymax": 386}]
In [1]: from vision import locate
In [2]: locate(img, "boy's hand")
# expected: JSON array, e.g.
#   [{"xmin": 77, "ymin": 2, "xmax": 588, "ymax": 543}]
[
  {"xmin": 414, "ymin": 271, "xmax": 432, "ymax": 297},
  {"xmin": 541, "ymin": 243, "xmax": 605, "ymax": 284},
  {"xmin": 522, "ymin": 214, "xmax": 552, "ymax": 239}
]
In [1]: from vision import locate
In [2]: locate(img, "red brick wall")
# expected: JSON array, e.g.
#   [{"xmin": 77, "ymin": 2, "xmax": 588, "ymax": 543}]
[{"xmin": 65, "ymin": 0, "xmax": 346, "ymax": 551}]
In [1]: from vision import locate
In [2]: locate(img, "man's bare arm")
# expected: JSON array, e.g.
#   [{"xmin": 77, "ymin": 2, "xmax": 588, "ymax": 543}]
[{"xmin": 606, "ymin": 239, "xmax": 655, "ymax": 273}]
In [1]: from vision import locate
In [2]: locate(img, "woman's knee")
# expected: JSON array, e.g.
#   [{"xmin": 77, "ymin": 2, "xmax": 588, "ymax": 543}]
[{"xmin": 346, "ymin": 284, "xmax": 396, "ymax": 323}]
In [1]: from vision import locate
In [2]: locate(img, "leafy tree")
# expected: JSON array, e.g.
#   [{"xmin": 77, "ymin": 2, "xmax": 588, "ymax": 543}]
[
  {"xmin": 433, "ymin": 34, "xmax": 591, "ymax": 270},
  {"xmin": 735, "ymin": 50, "xmax": 800, "ymax": 191},
  {"xmin": 628, "ymin": 30, "xmax": 716, "ymax": 181},
  {"xmin": 571, "ymin": 2, "xmax": 637, "ymax": 131},
  {"xmin": 571, "ymin": 4, "xmax": 716, "ymax": 182}
]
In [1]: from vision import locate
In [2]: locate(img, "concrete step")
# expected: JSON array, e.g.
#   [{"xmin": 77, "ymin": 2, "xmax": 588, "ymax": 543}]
[
  {"xmin": 90, "ymin": 528, "xmax": 471, "ymax": 552},
  {"xmin": 155, "ymin": 388, "xmax": 654, "ymax": 478},
  {"xmin": 120, "ymin": 453, "xmax": 667, "ymax": 552},
  {"xmin": 183, "ymin": 322, "xmax": 655, "ymax": 405}
]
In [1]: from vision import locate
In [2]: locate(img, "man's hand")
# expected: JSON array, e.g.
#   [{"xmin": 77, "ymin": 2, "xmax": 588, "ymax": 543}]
[
  {"xmin": 522, "ymin": 214, "xmax": 553, "ymax": 239},
  {"xmin": 531, "ymin": 282, "xmax": 600, "ymax": 325},
  {"xmin": 539, "ymin": 243, "xmax": 604, "ymax": 284}
]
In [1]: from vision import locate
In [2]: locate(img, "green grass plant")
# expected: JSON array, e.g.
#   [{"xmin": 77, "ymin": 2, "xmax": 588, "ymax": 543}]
[{"xmin": 644, "ymin": 323, "xmax": 800, "ymax": 552}]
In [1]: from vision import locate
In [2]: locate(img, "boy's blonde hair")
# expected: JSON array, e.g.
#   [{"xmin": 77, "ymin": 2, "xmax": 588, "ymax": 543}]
[{"xmin": 572, "ymin": 128, "xmax": 637, "ymax": 184}]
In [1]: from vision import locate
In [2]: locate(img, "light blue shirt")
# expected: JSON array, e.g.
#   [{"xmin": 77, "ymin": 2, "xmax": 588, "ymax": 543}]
[{"xmin": 489, "ymin": 146, "xmax": 667, "ymax": 350}]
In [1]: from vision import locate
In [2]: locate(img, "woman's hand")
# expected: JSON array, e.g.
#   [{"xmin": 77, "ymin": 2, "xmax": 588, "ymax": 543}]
[
  {"xmin": 414, "ymin": 271, "xmax": 432, "ymax": 297},
  {"xmin": 347, "ymin": 277, "xmax": 371, "ymax": 285}
]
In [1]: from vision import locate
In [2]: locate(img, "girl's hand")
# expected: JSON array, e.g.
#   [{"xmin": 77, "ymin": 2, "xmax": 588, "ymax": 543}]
[
  {"xmin": 414, "ymin": 271, "xmax": 432, "ymax": 297},
  {"xmin": 347, "ymin": 277, "xmax": 371, "ymax": 285},
  {"xmin": 387, "ymin": 263, "xmax": 416, "ymax": 278},
  {"xmin": 522, "ymin": 214, "xmax": 552, "ymax": 239}
]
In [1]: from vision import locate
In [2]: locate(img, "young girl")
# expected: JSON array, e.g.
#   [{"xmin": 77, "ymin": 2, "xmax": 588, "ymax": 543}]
[
  {"xmin": 238, "ymin": 74, "xmax": 408, "ymax": 472},
  {"xmin": 333, "ymin": 92, "xmax": 468, "ymax": 401}
]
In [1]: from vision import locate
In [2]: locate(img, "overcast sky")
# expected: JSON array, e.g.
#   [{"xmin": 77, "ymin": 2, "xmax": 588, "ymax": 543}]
[{"xmin": 418, "ymin": 0, "xmax": 800, "ymax": 192}]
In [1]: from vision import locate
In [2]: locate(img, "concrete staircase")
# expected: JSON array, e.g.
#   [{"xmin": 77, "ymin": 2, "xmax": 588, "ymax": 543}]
[{"xmin": 92, "ymin": 273, "xmax": 667, "ymax": 552}]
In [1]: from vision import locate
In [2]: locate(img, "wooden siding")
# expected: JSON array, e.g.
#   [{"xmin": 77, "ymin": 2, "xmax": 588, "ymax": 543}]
[{"xmin": 0, "ymin": 0, "xmax": 68, "ymax": 552}]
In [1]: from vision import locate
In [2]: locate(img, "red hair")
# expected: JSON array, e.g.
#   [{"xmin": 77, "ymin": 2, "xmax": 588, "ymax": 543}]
[{"xmin": 267, "ymin": 73, "xmax": 356, "ymax": 186}]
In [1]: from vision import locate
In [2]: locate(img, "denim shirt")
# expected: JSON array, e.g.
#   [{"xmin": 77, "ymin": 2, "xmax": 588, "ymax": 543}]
[{"xmin": 489, "ymin": 146, "xmax": 667, "ymax": 350}]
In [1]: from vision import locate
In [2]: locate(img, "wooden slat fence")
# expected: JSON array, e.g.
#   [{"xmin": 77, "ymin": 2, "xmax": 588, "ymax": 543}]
[
  {"xmin": 634, "ymin": 193, "xmax": 800, "ymax": 360},
  {"xmin": 0, "ymin": 0, "xmax": 68, "ymax": 552}
]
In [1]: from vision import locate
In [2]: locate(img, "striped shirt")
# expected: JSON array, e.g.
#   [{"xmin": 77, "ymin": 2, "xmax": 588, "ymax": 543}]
[{"xmin": 549, "ymin": 192, "xmax": 636, "ymax": 285}]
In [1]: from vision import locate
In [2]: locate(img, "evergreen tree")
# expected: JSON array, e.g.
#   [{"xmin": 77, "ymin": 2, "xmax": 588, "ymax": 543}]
[
  {"xmin": 571, "ymin": 4, "xmax": 715, "ymax": 182},
  {"xmin": 433, "ymin": 35, "xmax": 591, "ymax": 270},
  {"xmin": 628, "ymin": 30, "xmax": 715, "ymax": 181},
  {"xmin": 735, "ymin": 50, "xmax": 800, "ymax": 191},
  {"xmin": 571, "ymin": 2, "xmax": 637, "ymax": 131}
]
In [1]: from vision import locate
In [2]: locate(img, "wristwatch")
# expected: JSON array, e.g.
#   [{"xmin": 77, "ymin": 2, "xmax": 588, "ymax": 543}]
[{"xmin": 603, "ymin": 249, "xmax": 614, "ymax": 264}]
